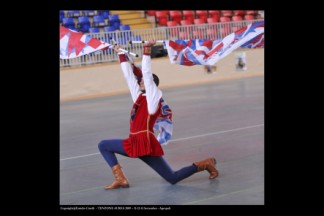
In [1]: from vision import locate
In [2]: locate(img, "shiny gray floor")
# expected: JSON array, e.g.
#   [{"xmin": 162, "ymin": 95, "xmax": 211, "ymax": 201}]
[{"xmin": 60, "ymin": 76, "xmax": 264, "ymax": 205}]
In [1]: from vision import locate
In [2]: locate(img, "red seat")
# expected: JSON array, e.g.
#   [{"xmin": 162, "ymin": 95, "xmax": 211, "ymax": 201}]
[
  {"xmin": 244, "ymin": 14, "xmax": 255, "ymax": 20},
  {"xmin": 194, "ymin": 18, "xmax": 205, "ymax": 25},
  {"xmin": 146, "ymin": 10, "xmax": 156, "ymax": 16},
  {"xmin": 182, "ymin": 10, "xmax": 195, "ymax": 23},
  {"xmin": 233, "ymin": 10, "xmax": 245, "ymax": 16},
  {"xmin": 232, "ymin": 15, "xmax": 243, "ymax": 21},
  {"xmin": 180, "ymin": 19, "xmax": 192, "ymax": 26},
  {"xmin": 208, "ymin": 10, "xmax": 220, "ymax": 21},
  {"xmin": 221, "ymin": 10, "xmax": 232, "ymax": 17},
  {"xmin": 220, "ymin": 16, "xmax": 231, "ymax": 22},
  {"xmin": 155, "ymin": 11, "xmax": 169, "ymax": 26},
  {"xmin": 245, "ymin": 10, "xmax": 257, "ymax": 15},
  {"xmin": 167, "ymin": 21, "xmax": 178, "ymax": 27},
  {"xmin": 169, "ymin": 11, "xmax": 182, "ymax": 24},
  {"xmin": 196, "ymin": 10, "xmax": 208, "ymax": 23},
  {"xmin": 207, "ymin": 17, "xmax": 218, "ymax": 24}
]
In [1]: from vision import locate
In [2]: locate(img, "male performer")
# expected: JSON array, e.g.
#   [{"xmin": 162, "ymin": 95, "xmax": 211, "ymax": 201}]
[{"xmin": 98, "ymin": 39, "xmax": 218, "ymax": 189}]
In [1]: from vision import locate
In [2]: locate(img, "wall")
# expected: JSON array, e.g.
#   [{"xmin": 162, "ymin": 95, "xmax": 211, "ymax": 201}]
[{"xmin": 60, "ymin": 48, "xmax": 264, "ymax": 102}]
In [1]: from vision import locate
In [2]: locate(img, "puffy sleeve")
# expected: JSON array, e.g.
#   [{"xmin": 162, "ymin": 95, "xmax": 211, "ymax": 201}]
[
  {"xmin": 141, "ymin": 55, "xmax": 162, "ymax": 115},
  {"xmin": 118, "ymin": 53, "xmax": 140, "ymax": 103}
]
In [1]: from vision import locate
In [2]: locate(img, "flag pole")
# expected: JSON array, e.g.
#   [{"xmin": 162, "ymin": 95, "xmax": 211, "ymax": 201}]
[
  {"xmin": 109, "ymin": 37, "xmax": 139, "ymax": 57},
  {"xmin": 129, "ymin": 40, "xmax": 165, "ymax": 44}
]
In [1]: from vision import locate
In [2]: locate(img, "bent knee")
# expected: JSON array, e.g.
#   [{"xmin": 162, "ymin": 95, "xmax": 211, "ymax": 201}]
[
  {"xmin": 165, "ymin": 177, "xmax": 178, "ymax": 185},
  {"xmin": 98, "ymin": 140, "xmax": 107, "ymax": 151}
]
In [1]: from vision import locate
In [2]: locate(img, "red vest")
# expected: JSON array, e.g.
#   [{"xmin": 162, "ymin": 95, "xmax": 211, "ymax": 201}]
[{"xmin": 123, "ymin": 94, "xmax": 164, "ymax": 157}]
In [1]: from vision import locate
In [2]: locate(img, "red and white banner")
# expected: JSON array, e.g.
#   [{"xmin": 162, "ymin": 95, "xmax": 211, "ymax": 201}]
[
  {"xmin": 60, "ymin": 26, "xmax": 110, "ymax": 59},
  {"xmin": 164, "ymin": 21, "xmax": 264, "ymax": 66}
]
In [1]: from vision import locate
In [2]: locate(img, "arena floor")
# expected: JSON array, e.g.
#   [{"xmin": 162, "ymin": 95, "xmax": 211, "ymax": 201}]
[{"xmin": 60, "ymin": 76, "xmax": 264, "ymax": 205}]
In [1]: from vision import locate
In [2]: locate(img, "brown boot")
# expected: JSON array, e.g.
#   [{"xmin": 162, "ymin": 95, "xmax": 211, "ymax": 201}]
[
  {"xmin": 104, "ymin": 163, "xmax": 130, "ymax": 190},
  {"xmin": 193, "ymin": 157, "xmax": 219, "ymax": 179}
]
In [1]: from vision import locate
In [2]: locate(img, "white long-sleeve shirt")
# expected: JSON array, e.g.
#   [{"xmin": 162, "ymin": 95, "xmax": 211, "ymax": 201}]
[{"xmin": 119, "ymin": 54, "xmax": 162, "ymax": 115}]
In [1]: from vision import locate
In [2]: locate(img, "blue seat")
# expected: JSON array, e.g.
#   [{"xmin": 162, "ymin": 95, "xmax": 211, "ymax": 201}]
[
  {"xmin": 93, "ymin": 15, "xmax": 106, "ymax": 27},
  {"xmin": 78, "ymin": 16, "xmax": 90, "ymax": 25},
  {"xmin": 67, "ymin": 10, "xmax": 80, "ymax": 18},
  {"xmin": 60, "ymin": 11, "xmax": 65, "ymax": 23},
  {"xmin": 120, "ymin": 25, "xmax": 130, "ymax": 31},
  {"xmin": 77, "ymin": 16, "xmax": 91, "ymax": 32},
  {"xmin": 62, "ymin": 17, "xmax": 75, "ymax": 29},
  {"xmin": 108, "ymin": 14, "xmax": 120, "ymax": 29},
  {"xmin": 89, "ymin": 27, "xmax": 100, "ymax": 33},
  {"xmin": 104, "ymin": 26, "xmax": 115, "ymax": 32},
  {"xmin": 82, "ymin": 10, "xmax": 96, "ymax": 16},
  {"xmin": 99, "ymin": 10, "xmax": 110, "ymax": 19}
]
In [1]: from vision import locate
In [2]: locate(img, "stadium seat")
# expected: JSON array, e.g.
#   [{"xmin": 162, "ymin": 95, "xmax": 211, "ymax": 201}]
[
  {"xmin": 77, "ymin": 16, "xmax": 91, "ymax": 33},
  {"xmin": 167, "ymin": 21, "xmax": 178, "ymax": 27},
  {"xmin": 108, "ymin": 14, "xmax": 121, "ymax": 29},
  {"xmin": 233, "ymin": 10, "xmax": 245, "ymax": 16},
  {"xmin": 180, "ymin": 19, "xmax": 192, "ymax": 26},
  {"xmin": 120, "ymin": 25, "xmax": 131, "ymax": 31},
  {"xmin": 245, "ymin": 10, "xmax": 257, "ymax": 15},
  {"xmin": 99, "ymin": 10, "xmax": 110, "ymax": 19},
  {"xmin": 207, "ymin": 17, "xmax": 218, "ymax": 24},
  {"xmin": 221, "ymin": 10, "xmax": 232, "ymax": 17},
  {"xmin": 82, "ymin": 10, "xmax": 96, "ymax": 16},
  {"xmin": 146, "ymin": 10, "xmax": 156, "ymax": 16},
  {"xmin": 220, "ymin": 16, "xmax": 231, "ymax": 22},
  {"xmin": 155, "ymin": 11, "xmax": 169, "ymax": 26},
  {"xmin": 104, "ymin": 26, "xmax": 115, "ymax": 32},
  {"xmin": 169, "ymin": 11, "xmax": 182, "ymax": 24},
  {"xmin": 196, "ymin": 10, "xmax": 208, "ymax": 23},
  {"xmin": 208, "ymin": 10, "xmax": 220, "ymax": 21},
  {"xmin": 182, "ymin": 10, "xmax": 195, "ymax": 24},
  {"xmin": 232, "ymin": 15, "xmax": 243, "ymax": 21},
  {"xmin": 194, "ymin": 18, "xmax": 205, "ymax": 25},
  {"xmin": 67, "ymin": 10, "xmax": 80, "ymax": 18},
  {"xmin": 244, "ymin": 14, "xmax": 255, "ymax": 20},
  {"xmin": 78, "ymin": 16, "xmax": 90, "ymax": 25},
  {"xmin": 62, "ymin": 17, "xmax": 76, "ymax": 30},
  {"xmin": 89, "ymin": 27, "xmax": 100, "ymax": 33},
  {"xmin": 60, "ymin": 11, "xmax": 65, "ymax": 23},
  {"xmin": 93, "ymin": 15, "xmax": 106, "ymax": 27}
]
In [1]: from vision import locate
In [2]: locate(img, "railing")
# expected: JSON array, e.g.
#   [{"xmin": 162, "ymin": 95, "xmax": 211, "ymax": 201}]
[{"xmin": 60, "ymin": 19, "xmax": 263, "ymax": 67}]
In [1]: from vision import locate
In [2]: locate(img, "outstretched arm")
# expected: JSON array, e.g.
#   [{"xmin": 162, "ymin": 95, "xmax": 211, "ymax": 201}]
[
  {"xmin": 142, "ymin": 39, "xmax": 162, "ymax": 115},
  {"xmin": 114, "ymin": 45, "xmax": 140, "ymax": 103}
]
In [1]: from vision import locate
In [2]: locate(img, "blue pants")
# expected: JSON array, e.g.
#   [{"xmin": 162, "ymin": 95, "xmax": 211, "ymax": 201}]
[{"xmin": 98, "ymin": 139, "xmax": 198, "ymax": 185}]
